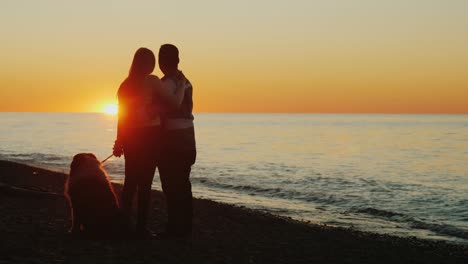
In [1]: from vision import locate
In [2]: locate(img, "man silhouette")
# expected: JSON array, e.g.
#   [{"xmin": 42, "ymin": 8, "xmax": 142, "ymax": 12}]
[{"xmin": 157, "ymin": 44, "xmax": 196, "ymax": 238}]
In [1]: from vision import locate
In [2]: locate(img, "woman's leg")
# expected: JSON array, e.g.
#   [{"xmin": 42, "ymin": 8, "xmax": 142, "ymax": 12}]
[
  {"xmin": 135, "ymin": 126, "xmax": 161, "ymax": 232},
  {"xmin": 121, "ymin": 146, "xmax": 139, "ymax": 220},
  {"xmin": 121, "ymin": 131, "xmax": 141, "ymax": 221},
  {"xmin": 158, "ymin": 164, "xmax": 176, "ymax": 233}
]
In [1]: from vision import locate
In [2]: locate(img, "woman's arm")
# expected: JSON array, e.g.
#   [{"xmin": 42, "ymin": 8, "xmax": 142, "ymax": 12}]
[
  {"xmin": 113, "ymin": 96, "xmax": 125, "ymax": 157},
  {"xmin": 116, "ymin": 102, "xmax": 123, "ymax": 142},
  {"xmin": 147, "ymin": 74, "xmax": 186, "ymax": 109}
]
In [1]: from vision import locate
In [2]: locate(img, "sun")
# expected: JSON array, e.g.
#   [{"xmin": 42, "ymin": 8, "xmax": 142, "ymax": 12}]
[{"xmin": 103, "ymin": 104, "xmax": 118, "ymax": 115}]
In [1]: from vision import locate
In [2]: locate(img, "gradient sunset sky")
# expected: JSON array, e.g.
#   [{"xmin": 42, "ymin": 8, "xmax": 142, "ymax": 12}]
[{"xmin": 1, "ymin": 0, "xmax": 467, "ymax": 113}]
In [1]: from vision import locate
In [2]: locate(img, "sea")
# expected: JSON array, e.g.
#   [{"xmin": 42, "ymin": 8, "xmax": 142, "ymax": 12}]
[{"xmin": 1, "ymin": 113, "xmax": 467, "ymax": 244}]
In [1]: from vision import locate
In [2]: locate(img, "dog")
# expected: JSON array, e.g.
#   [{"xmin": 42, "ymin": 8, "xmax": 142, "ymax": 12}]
[{"xmin": 65, "ymin": 153, "xmax": 125, "ymax": 238}]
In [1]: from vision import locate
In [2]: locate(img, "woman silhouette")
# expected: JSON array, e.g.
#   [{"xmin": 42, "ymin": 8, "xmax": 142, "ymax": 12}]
[{"xmin": 112, "ymin": 48, "xmax": 162, "ymax": 236}]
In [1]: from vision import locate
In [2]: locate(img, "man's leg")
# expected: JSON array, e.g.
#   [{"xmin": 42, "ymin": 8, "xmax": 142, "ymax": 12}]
[
  {"xmin": 159, "ymin": 127, "xmax": 196, "ymax": 236},
  {"xmin": 173, "ymin": 164, "xmax": 193, "ymax": 235},
  {"xmin": 158, "ymin": 163, "xmax": 193, "ymax": 236}
]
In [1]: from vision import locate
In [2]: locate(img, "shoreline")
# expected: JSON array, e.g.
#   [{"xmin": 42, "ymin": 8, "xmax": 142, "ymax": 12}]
[{"xmin": 0, "ymin": 159, "xmax": 467, "ymax": 263}]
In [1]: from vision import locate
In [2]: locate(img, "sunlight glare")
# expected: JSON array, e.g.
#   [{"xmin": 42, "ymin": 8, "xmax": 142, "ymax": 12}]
[{"xmin": 103, "ymin": 104, "xmax": 118, "ymax": 115}]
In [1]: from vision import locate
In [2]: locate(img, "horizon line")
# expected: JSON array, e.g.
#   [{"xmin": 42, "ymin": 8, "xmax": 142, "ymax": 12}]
[{"xmin": 1, "ymin": 111, "xmax": 467, "ymax": 115}]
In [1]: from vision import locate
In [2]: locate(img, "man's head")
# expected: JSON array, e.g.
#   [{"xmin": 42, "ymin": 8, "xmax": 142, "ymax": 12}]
[{"xmin": 158, "ymin": 44, "xmax": 179, "ymax": 75}]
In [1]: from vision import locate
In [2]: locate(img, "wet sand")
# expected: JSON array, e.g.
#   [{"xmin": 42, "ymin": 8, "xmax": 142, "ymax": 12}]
[{"xmin": 0, "ymin": 160, "xmax": 466, "ymax": 263}]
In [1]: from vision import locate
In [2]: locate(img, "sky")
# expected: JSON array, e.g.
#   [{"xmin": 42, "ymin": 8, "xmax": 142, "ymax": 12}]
[{"xmin": 1, "ymin": 0, "xmax": 467, "ymax": 113}]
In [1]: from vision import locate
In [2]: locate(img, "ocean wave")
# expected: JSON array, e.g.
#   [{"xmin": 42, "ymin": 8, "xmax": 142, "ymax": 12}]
[
  {"xmin": 411, "ymin": 221, "xmax": 468, "ymax": 240},
  {"xmin": 192, "ymin": 176, "xmax": 351, "ymax": 205},
  {"xmin": 353, "ymin": 207, "xmax": 406, "ymax": 218},
  {"xmin": 352, "ymin": 207, "xmax": 468, "ymax": 240},
  {"xmin": 194, "ymin": 177, "xmax": 290, "ymax": 196},
  {"xmin": 0, "ymin": 152, "xmax": 70, "ymax": 167}
]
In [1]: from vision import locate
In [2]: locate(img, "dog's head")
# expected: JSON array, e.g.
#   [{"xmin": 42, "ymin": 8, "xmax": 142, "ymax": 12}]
[{"xmin": 70, "ymin": 153, "xmax": 101, "ymax": 173}]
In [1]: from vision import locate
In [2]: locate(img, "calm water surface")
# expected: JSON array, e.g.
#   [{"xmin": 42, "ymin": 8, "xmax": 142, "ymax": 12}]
[{"xmin": 1, "ymin": 113, "xmax": 467, "ymax": 243}]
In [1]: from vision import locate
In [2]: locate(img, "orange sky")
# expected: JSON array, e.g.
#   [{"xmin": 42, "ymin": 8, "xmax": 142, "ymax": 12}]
[{"xmin": 1, "ymin": 1, "xmax": 467, "ymax": 113}]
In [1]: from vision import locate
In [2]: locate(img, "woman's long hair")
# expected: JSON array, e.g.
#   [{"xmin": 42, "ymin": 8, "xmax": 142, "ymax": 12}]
[
  {"xmin": 118, "ymin": 47, "xmax": 155, "ymax": 98},
  {"xmin": 128, "ymin": 47, "xmax": 155, "ymax": 80},
  {"xmin": 117, "ymin": 47, "xmax": 156, "ymax": 123}
]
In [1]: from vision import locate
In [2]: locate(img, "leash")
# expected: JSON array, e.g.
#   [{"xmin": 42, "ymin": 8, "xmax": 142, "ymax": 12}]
[{"xmin": 101, "ymin": 154, "xmax": 114, "ymax": 164}]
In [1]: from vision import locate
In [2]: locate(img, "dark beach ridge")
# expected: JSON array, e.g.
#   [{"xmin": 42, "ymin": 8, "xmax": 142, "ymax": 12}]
[{"xmin": 0, "ymin": 160, "xmax": 466, "ymax": 264}]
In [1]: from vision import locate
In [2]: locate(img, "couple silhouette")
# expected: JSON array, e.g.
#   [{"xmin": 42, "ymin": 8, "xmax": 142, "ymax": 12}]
[{"xmin": 113, "ymin": 44, "xmax": 196, "ymax": 239}]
